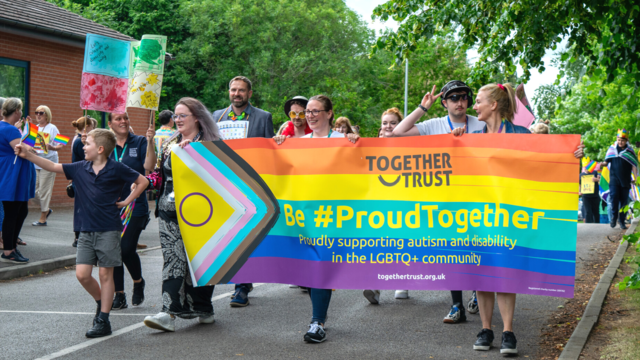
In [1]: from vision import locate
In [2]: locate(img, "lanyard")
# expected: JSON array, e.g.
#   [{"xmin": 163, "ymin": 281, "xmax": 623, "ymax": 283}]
[
  {"xmin": 483, "ymin": 120, "xmax": 505, "ymax": 134},
  {"xmin": 447, "ymin": 115, "xmax": 468, "ymax": 132},
  {"xmin": 311, "ymin": 129, "xmax": 332, "ymax": 138},
  {"xmin": 114, "ymin": 144, "xmax": 128, "ymax": 162}
]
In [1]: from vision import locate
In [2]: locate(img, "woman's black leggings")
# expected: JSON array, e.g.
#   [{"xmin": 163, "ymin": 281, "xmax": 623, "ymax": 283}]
[
  {"xmin": 2, "ymin": 201, "xmax": 28, "ymax": 252},
  {"xmin": 114, "ymin": 215, "xmax": 146, "ymax": 292}
]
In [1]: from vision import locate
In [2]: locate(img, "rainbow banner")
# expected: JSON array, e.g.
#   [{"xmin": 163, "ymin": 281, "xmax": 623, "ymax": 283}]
[{"xmin": 177, "ymin": 135, "xmax": 580, "ymax": 297}]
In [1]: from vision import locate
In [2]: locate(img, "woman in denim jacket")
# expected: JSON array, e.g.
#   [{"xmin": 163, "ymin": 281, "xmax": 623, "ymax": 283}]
[{"xmin": 452, "ymin": 83, "xmax": 584, "ymax": 355}]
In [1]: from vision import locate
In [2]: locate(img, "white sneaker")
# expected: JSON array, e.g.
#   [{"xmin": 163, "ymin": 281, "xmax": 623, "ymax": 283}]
[
  {"xmin": 363, "ymin": 290, "xmax": 380, "ymax": 304},
  {"xmin": 144, "ymin": 312, "xmax": 175, "ymax": 332},
  {"xmin": 395, "ymin": 290, "xmax": 409, "ymax": 299},
  {"xmin": 289, "ymin": 284, "xmax": 299, "ymax": 288},
  {"xmin": 198, "ymin": 315, "xmax": 215, "ymax": 324}
]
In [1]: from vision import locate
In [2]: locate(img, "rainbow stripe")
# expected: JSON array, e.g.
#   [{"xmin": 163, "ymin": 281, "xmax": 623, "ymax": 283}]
[
  {"xmin": 585, "ymin": 160, "xmax": 597, "ymax": 173},
  {"xmin": 52, "ymin": 134, "xmax": 70, "ymax": 146},
  {"xmin": 21, "ymin": 122, "xmax": 38, "ymax": 147},
  {"xmin": 219, "ymin": 134, "xmax": 581, "ymax": 298}
]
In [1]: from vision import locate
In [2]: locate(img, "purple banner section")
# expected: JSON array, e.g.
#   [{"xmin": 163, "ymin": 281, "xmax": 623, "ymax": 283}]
[{"xmin": 231, "ymin": 257, "xmax": 574, "ymax": 298}]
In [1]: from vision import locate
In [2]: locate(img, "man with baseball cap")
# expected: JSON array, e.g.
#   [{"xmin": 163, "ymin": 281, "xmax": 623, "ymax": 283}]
[
  {"xmin": 392, "ymin": 80, "xmax": 484, "ymax": 136},
  {"xmin": 600, "ymin": 129, "xmax": 639, "ymax": 229},
  {"xmin": 389, "ymin": 80, "xmax": 481, "ymax": 324}
]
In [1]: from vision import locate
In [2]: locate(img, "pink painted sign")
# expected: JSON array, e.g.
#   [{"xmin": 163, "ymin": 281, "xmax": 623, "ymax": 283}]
[{"xmin": 80, "ymin": 72, "xmax": 128, "ymax": 113}]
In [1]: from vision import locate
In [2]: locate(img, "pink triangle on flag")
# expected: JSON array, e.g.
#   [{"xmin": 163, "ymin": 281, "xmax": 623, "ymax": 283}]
[{"xmin": 513, "ymin": 96, "xmax": 535, "ymax": 128}]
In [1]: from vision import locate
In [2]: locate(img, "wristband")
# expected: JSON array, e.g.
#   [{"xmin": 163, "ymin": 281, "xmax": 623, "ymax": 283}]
[{"xmin": 418, "ymin": 104, "xmax": 428, "ymax": 112}]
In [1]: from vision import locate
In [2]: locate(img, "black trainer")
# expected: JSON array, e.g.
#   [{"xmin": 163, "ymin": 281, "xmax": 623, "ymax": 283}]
[
  {"xmin": 132, "ymin": 278, "xmax": 145, "ymax": 306},
  {"xmin": 500, "ymin": 331, "xmax": 518, "ymax": 355},
  {"xmin": 303, "ymin": 322, "xmax": 326, "ymax": 343},
  {"xmin": 473, "ymin": 328, "xmax": 494, "ymax": 351},
  {"xmin": 86, "ymin": 317, "xmax": 112, "ymax": 338},
  {"xmin": 111, "ymin": 292, "xmax": 128, "ymax": 310}
]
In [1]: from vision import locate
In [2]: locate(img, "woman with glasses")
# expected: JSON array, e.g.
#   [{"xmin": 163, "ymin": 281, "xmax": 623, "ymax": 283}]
[
  {"xmin": 274, "ymin": 95, "xmax": 358, "ymax": 343},
  {"xmin": 275, "ymin": 96, "xmax": 311, "ymax": 139},
  {"xmin": 143, "ymin": 98, "xmax": 221, "ymax": 332},
  {"xmin": 106, "ymin": 112, "xmax": 156, "ymax": 311},
  {"xmin": 31, "ymin": 105, "xmax": 61, "ymax": 226},
  {"xmin": 452, "ymin": 83, "xmax": 584, "ymax": 355}
]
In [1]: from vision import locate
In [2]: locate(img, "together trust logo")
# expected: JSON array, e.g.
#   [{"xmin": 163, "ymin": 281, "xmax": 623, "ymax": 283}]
[{"xmin": 365, "ymin": 153, "xmax": 454, "ymax": 188}]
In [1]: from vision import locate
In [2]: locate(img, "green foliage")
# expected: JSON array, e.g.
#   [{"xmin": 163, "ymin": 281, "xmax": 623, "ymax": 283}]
[
  {"xmin": 532, "ymin": 84, "xmax": 560, "ymax": 121},
  {"xmin": 551, "ymin": 71, "xmax": 640, "ymax": 159},
  {"xmin": 46, "ymin": 0, "xmax": 472, "ymax": 136},
  {"xmin": 617, "ymin": 201, "xmax": 640, "ymax": 291},
  {"xmin": 372, "ymin": 0, "xmax": 640, "ymax": 90}
]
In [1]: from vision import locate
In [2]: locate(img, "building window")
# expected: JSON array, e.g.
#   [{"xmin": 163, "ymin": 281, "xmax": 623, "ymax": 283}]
[{"xmin": 0, "ymin": 57, "xmax": 30, "ymax": 115}]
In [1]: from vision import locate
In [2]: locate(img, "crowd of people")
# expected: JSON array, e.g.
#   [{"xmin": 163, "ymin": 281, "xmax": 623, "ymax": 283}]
[{"xmin": 3, "ymin": 73, "xmax": 637, "ymax": 356}]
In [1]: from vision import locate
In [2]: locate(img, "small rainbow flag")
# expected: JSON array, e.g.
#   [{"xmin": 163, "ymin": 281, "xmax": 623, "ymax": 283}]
[
  {"xmin": 21, "ymin": 122, "xmax": 39, "ymax": 147},
  {"xmin": 52, "ymin": 134, "xmax": 70, "ymax": 146},
  {"xmin": 585, "ymin": 160, "xmax": 597, "ymax": 173}
]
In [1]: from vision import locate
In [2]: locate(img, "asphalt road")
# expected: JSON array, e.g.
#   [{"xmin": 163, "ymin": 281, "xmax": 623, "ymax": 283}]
[{"xmin": 0, "ymin": 222, "xmax": 620, "ymax": 360}]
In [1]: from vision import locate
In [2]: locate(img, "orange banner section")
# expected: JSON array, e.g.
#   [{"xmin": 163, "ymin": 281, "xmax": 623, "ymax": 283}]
[
  {"xmin": 232, "ymin": 147, "xmax": 579, "ymax": 183},
  {"xmin": 228, "ymin": 134, "xmax": 582, "ymax": 154}
]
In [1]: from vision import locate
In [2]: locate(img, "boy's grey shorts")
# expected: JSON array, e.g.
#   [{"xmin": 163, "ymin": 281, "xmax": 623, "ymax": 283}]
[{"xmin": 76, "ymin": 231, "xmax": 122, "ymax": 267}]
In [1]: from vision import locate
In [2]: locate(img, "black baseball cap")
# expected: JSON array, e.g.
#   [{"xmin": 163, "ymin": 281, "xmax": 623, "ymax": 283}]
[{"xmin": 440, "ymin": 80, "xmax": 474, "ymax": 108}]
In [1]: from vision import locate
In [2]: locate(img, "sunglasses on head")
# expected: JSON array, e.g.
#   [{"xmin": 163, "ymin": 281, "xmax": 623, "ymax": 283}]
[
  {"xmin": 445, "ymin": 94, "xmax": 469, "ymax": 102},
  {"xmin": 289, "ymin": 111, "xmax": 305, "ymax": 119},
  {"xmin": 35, "ymin": 111, "xmax": 45, "ymax": 115}
]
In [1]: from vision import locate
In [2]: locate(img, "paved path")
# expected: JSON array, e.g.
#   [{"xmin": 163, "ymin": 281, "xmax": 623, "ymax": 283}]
[{"xmin": 0, "ymin": 215, "xmax": 621, "ymax": 359}]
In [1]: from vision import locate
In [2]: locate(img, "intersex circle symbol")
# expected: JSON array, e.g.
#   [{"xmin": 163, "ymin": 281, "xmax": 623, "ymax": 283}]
[{"xmin": 179, "ymin": 192, "xmax": 213, "ymax": 227}]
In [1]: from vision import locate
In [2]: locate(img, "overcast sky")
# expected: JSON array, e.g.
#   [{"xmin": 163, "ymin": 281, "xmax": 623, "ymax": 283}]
[{"xmin": 345, "ymin": 0, "xmax": 560, "ymax": 106}]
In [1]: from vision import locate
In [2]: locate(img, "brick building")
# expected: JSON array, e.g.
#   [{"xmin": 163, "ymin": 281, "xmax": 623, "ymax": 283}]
[{"xmin": 0, "ymin": 0, "xmax": 155, "ymax": 206}]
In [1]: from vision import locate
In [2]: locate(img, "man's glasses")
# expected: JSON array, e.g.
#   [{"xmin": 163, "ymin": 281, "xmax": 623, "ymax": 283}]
[
  {"xmin": 304, "ymin": 109, "xmax": 327, "ymax": 116},
  {"xmin": 289, "ymin": 111, "xmax": 305, "ymax": 119},
  {"xmin": 35, "ymin": 111, "xmax": 45, "ymax": 115},
  {"xmin": 445, "ymin": 94, "xmax": 469, "ymax": 102},
  {"xmin": 171, "ymin": 113, "xmax": 192, "ymax": 121}
]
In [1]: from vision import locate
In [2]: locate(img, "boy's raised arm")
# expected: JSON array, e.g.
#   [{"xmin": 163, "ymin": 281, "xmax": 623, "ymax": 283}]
[{"xmin": 14, "ymin": 143, "xmax": 64, "ymax": 174}]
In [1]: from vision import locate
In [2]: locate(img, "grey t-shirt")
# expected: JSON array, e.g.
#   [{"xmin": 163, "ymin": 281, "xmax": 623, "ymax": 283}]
[{"xmin": 415, "ymin": 115, "xmax": 483, "ymax": 135}]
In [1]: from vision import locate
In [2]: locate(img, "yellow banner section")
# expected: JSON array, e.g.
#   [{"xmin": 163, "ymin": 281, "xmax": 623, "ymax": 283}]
[{"xmin": 263, "ymin": 174, "xmax": 578, "ymax": 211}]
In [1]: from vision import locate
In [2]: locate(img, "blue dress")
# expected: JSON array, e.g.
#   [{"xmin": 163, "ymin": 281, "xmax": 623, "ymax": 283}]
[{"xmin": 0, "ymin": 121, "xmax": 36, "ymax": 202}]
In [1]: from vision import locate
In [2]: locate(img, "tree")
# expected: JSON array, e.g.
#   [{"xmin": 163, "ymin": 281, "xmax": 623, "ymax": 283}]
[
  {"xmin": 532, "ymin": 84, "xmax": 560, "ymax": 121},
  {"xmin": 372, "ymin": 0, "xmax": 640, "ymax": 90}
]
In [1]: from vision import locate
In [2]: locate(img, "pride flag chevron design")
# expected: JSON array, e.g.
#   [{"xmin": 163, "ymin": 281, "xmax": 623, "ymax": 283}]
[
  {"xmin": 21, "ymin": 122, "xmax": 38, "ymax": 147},
  {"xmin": 219, "ymin": 134, "xmax": 581, "ymax": 298},
  {"xmin": 171, "ymin": 141, "xmax": 280, "ymax": 286}
]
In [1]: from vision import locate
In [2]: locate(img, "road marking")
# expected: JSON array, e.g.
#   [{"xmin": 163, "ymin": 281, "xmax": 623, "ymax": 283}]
[
  {"xmin": 34, "ymin": 283, "xmax": 265, "ymax": 360},
  {"xmin": 0, "ymin": 310, "xmax": 156, "ymax": 316}
]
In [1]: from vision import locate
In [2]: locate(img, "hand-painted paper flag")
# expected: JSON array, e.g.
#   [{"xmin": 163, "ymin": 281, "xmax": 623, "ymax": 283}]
[
  {"xmin": 52, "ymin": 134, "xmax": 70, "ymax": 146},
  {"xmin": 171, "ymin": 141, "xmax": 280, "ymax": 286},
  {"xmin": 21, "ymin": 122, "xmax": 38, "ymax": 147}
]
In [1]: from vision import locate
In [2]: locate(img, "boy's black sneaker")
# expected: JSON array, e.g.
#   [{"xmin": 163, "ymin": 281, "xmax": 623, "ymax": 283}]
[
  {"xmin": 132, "ymin": 278, "xmax": 145, "ymax": 306},
  {"xmin": 86, "ymin": 317, "xmax": 112, "ymax": 338},
  {"xmin": 473, "ymin": 328, "xmax": 494, "ymax": 351},
  {"xmin": 112, "ymin": 292, "xmax": 128, "ymax": 310},
  {"xmin": 303, "ymin": 322, "xmax": 326, "ymax": 343},
  {"xmin": 500, "ymin": 331, "xmax": 518, "ymax": 355}
]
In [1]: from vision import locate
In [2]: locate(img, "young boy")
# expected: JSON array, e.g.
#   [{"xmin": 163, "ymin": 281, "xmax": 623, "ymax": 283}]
[{"xmin": 15, "ymin": 128, "xmax": 149, "ymax": 338}]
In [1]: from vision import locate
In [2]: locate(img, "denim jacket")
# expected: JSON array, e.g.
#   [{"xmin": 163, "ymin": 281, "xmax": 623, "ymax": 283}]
[{"xmin": 473, "ymin": 121, "xmax": 531, "ymax": 134}]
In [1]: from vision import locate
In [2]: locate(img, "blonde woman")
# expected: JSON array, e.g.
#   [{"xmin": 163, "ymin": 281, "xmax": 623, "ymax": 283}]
[{"xmin": 32, "ymin": 105, "xmax": 61, "ymax": 226}]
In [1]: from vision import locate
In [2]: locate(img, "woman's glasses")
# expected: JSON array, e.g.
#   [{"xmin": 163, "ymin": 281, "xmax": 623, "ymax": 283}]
[
  {"xmin": 289, "ymin": 111, "xmax": 305, "ymax": 119},
  {"xmin": 171, "ymin": 113, "xmax": 192, "ymax": 121},
  {"xmin": 304, "ymin": 109, "xmax": 327, "ymax": 116},
  {"xmin": 35, "ymin": 111, "xmax": 45, "ymax": 116}
]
